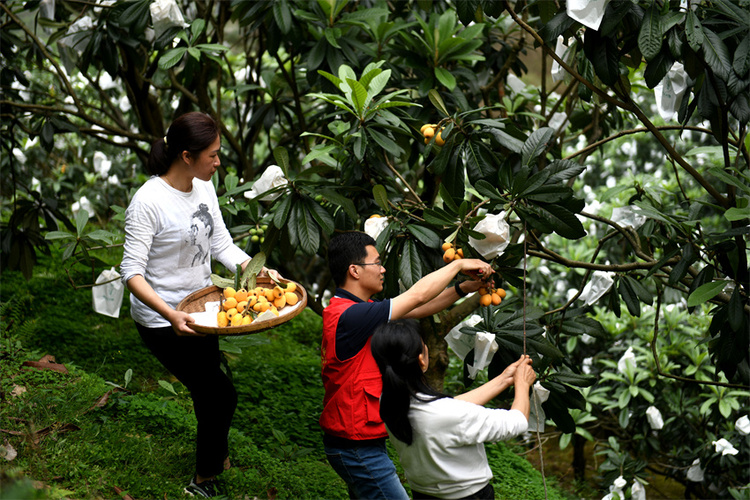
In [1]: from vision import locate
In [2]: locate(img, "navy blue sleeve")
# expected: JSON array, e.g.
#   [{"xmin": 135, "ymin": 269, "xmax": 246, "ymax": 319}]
[{"xmin": 335, "ymin": 299, "xmax": 392, "ymax": 360}]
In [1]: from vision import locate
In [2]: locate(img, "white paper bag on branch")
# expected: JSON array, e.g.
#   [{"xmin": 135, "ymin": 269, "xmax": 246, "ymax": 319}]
[
  {"xmin": 468, "ymin": 212, "xmax": 510, "ymax": 260},
  {"xmin": 364, "ymin": 216, "xmax": 389, "ymax": 240},
  {"xmin": 579, "ymin": 271, "xmax": 615, "ymax": 305},
  {"xmin": 611, "ymin": 206, "xmax": 647, "ymax": 230},
  {"xmin": 551, "ymin": 37, "xmax": 576, "ymax": 83},
  {"xmin": 468, "ymin": 332, "xmax": 498, "ymax": 379},
  {"xmin": 567, "ymin": 0, "xmax": 611, "ymax": 30},
  {"xmin": 655, "ymin": 62, "xmax": 688, "ymax": 122},
  {"xmin": 92, "ymin": 267, "xmax": 123, "ymax": 318},
  {"xmin": 446, "ymin": 315, "xmax": 483, "ymax": 360},
  {"xmin": 446, "ymin": 316, "xmax": 499, "ymax": 378},
  {"xmin": 527, "ymin": 382, "xmax": 550, "ymax": 432},
  {"xmin": 244, "ymin": 165, "xmax": 289, "ymax": 201},
  {"xmin": 150, "ymin": 0, "xmax": 189, "ymax": 38}
]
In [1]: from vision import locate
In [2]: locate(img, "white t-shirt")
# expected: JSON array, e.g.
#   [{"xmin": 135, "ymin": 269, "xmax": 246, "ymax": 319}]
[
  {"xmin": 120, "ymin": 176, "xmax": 251, "ymax": 327},
  {"xmin": 388, "ymin": 395, "xmax": 528, "ymax": 499}
]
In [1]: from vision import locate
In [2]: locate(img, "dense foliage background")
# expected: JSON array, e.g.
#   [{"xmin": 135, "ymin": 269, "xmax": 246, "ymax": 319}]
[{"xmin": 2, "ymin": 0, "xmax": 748, "ymax": 498}]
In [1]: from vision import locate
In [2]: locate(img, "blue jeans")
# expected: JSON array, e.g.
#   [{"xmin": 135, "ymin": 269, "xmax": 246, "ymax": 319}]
[{"xmin": 325, "ymin": 440, "xmax": 409, "ymax": 500}]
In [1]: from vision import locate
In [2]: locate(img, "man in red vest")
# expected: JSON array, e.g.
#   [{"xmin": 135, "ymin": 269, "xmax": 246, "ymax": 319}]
[{"xmin": 320, "ymin": 231, "xmax": 493, "ymax": 499}]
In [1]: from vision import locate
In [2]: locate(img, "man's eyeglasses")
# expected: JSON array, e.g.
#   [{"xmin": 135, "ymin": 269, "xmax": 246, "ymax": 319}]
[{"xmin": 354, "ymin": 262, "xmax": 382, "ymax": 267}]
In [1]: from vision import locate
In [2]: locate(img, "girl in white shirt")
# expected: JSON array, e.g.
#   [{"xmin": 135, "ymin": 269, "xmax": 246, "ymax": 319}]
[{"xmin": 371, "ymin": 319, "xmax": 536, "ymax": 500}]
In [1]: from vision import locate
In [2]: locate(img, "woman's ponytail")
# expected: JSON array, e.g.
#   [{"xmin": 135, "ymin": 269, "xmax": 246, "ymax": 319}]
[
  {"xmin": 380, "ymin": 364, "xmax": 414, "ymax": 444},
  {"xmin": 146, "ymin": 137, "xmax": 171, "ymax": 176},
  {"xmin": 371, "ymin": 319, "xmax": 449, "ymax": 445}
]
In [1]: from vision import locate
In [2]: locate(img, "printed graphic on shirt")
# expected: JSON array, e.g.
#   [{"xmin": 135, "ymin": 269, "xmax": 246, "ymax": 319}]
[{"xmin": 178, "ymin": 203, "xmax": 214, "ymax": 268}]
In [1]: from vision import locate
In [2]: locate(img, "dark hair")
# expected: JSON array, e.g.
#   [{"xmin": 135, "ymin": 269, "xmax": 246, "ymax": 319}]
[
  {"xmin": 146, "ymin": 112, "xmax": 221, "ymax": 176},
  {"xmin": 370, "ymin": 319, "xmax": 449, "ymax": 445},
  {"xmin": 327, "ymin": 231, "xmax": 377, "ymax": 287}
]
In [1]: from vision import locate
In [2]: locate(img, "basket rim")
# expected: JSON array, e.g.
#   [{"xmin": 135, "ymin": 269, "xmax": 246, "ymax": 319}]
[{"xmin": 176, "ymin": 278, "xmax": 307, "ymax": 336}]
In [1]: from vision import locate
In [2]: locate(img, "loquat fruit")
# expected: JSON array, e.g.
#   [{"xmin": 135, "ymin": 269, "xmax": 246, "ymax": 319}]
[
  {"xmin": 435, "ymin": 129, "xmax": 446, "ymax": 146},
  {"xmin": 217, "ymin": 311, "xmax": 229, "ymax": 327},
  {"xmin": 480, "ymin": 294, "xmax": 493, "ymax": 307},
  {"xmin": 443, "ymin": 247, "xmax": 456, "ymax": 263},
  {"xmin": 285, "ymin": 291, "xmax": 299, "ymax": 306},
  {"xmin": 223, "ymin": 287, "xmax": 236, "ymax": 300},
  {"xmin": 223, "ymin": 297, "xmax": 238, "ymax": 311},
  {"xmin": 273, "ymin": 294, "xmax": 286, "ymax": 309}
]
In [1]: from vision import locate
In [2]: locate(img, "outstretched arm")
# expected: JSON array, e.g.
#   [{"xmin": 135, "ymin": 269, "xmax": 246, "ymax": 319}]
[{"xmin": 391, "ymin": 259, "xmax": 493, "ymax": 320}]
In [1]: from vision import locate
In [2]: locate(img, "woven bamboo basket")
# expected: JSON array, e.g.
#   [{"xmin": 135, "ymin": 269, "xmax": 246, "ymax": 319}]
[{"xmin": 177, "ymin": 276, "xmax": 307, "ymax": 336}]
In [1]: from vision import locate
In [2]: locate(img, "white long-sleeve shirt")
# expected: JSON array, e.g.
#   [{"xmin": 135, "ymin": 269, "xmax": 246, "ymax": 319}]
[
  {"xmin": 120, "ymin": 176, "xmax": 250, "ymax": 327},
  {"xmin": 388, "ymin": 395, "xmax": 528, "ymax": 499}
]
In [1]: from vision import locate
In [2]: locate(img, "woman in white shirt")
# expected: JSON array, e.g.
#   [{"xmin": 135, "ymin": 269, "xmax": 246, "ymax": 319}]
[
  {"xmin": 121, "ymin": 112, "xmax": 267, "ymax": 498},
  {"xmin": 371, "ymin": 319, "xmax": 535, "ymax": 500}
]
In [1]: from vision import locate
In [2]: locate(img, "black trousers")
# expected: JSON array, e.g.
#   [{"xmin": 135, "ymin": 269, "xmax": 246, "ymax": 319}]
[{"xmin": 136, "ymin": 323, "xmax": 237, "ymax": 478}]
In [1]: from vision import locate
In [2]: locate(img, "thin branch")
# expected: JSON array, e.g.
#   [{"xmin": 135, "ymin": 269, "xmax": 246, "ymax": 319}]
[
  {"xmin": 622, "ymin": 95, "xmax": 730, "ymax": 208},
  {"xmin": 383, "ymin": 155, "xmax": 424, "ymax": 206},
  {"xmin": 0, "ymin": 101, "xmax": 151, "ymax": 142},
  {"xmin": 564, "ymin": 125, "xmax": 720, "ymax": 161}
]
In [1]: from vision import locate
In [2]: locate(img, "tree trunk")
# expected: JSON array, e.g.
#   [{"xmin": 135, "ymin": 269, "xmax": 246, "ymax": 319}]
[{"xmin": 422, "ymin": 294, "xmax": 481, "ymax": 392}]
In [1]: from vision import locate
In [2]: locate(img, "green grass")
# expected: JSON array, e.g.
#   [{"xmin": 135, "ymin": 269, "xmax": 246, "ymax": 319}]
[{"xmin": 1, "ymin": 263, "xmax": 572, "ymax": 499}]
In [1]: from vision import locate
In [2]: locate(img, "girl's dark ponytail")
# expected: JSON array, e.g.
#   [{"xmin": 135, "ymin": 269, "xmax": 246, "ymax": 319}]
[
  {"xmin": 380, "ymin": 364, "xmax": 414, "ymax": 444},
  {"xmin": 146, "ymin": 137, "xmax": 171, "ymax": 176},
  {"xmin": 371, "ymin": 319, "xmax": 449, "ymax": 445}
]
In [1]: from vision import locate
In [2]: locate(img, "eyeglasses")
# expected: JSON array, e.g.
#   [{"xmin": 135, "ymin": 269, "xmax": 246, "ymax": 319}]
[{"xmin": 354, "ymin": 262, "xmax": 382, "ymax": 267}]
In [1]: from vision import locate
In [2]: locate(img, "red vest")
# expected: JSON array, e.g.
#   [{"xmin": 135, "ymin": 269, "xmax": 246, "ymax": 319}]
[{"xmin": 319, "ymin": 296, "xmax": 387, "ymax": 440}]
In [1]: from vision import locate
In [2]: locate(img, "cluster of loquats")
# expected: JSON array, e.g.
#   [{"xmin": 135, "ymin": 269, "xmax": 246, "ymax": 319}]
[
  {"xmin": 421, "ymin": 123, "xmax": 446, "ymax": 146},
  {"xmin": 478, "ymin": 286, "xmax": 506, "ymax": 307},
  {"xmin": 441, "ymin": 241, "xmax": 464, "ymax": 263},
  {"xmin": 216, "ymin": 283, "xmax": 299, "ymax": 327}
]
